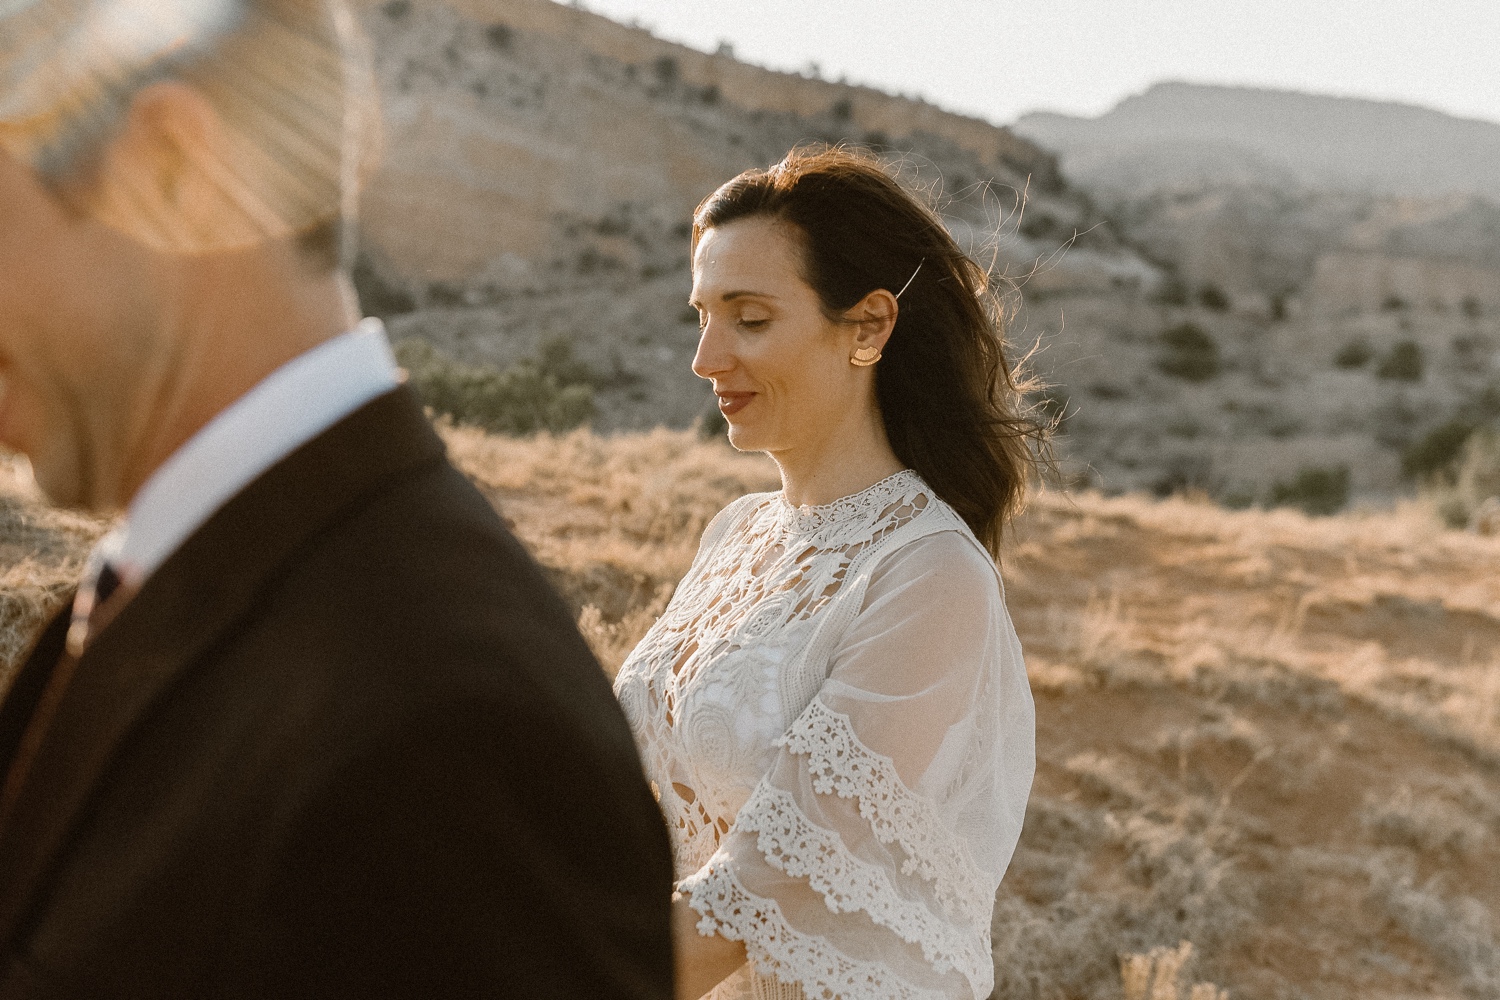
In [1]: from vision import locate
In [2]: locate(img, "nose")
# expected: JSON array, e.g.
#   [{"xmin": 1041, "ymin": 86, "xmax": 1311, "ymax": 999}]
[{"xmin": 691, "ymin": 317, "xmax": 734, "ymax": 381}]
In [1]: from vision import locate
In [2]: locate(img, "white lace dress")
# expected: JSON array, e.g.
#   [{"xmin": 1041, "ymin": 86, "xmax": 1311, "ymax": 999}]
[{"xmin": 613, "ymin": 470, "xmax": 1035, "ymax": 1000}]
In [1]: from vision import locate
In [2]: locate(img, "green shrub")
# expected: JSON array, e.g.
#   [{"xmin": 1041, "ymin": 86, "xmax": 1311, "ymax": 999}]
[
  {"xmin": 1421, "ymin": 429, "xmax": 1500, "ymax": 529},
  {"xmin": 1197, "ymin": 283, "xmax": 1231, "ymax": 312},
  {"xmin": 1333, "ymin": 339, "xmax": 1374, "ymax": 369},
  {"xmin": 653, "ymin": 56, "xmax": 679, "ymax": 87},
  {"xmin": 1401, "ymin": 420, "xmax": 1475, "ymax": 481},
  {"xmin": 1462, "ymin": 296, "xmax": 1483, "ymax": 319},
  {"xmin": 396, "ymin": 339, "xmax": 595, "ymax": 435},
  {"xmin": 1270, "ymin": 465, "xmax": 1350, "ymax": 516},
  {"xmin": 1156, "ymin": 322, "xmax": 1221, "ymax": 381},
  {"xmin": 485, "ymin": 23, "xmax": 513, "ymax": 50},
  {"xmin": 1376, "ymin": 340, "xmax": 1424, "ymax": 381}
]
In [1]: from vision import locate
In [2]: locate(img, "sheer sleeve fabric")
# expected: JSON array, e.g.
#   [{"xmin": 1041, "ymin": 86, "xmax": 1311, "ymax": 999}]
[{"xmin": 678, "ymin": 531, "xmax": 1036, "ymax": 1000}]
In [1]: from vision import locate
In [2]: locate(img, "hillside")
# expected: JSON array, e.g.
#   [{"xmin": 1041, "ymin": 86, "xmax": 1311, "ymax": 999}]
[
  {"xmin": 354, "ymin": 0, "xmax": 1072, "ymax": 287},
  {"xmin": 347, "ymin": 0, "xmax": 1137, "ymax": 432},
  {"xmin": 1014, "ymin": 84, "xmax": 1500, "ymax": 312},
  {"xmin": 342, "ymin": 3, "xmax": 1500, "ymax": 510},
  {"xmin": 3, "ymin": 429, "xmax": 1498, "ymax": 999}
]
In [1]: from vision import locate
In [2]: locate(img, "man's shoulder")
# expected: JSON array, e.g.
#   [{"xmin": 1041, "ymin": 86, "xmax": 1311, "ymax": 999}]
[
  {"xmin": 264, "ymin": 454, "xmax": 582, "ymax": 669},
  {"xmin": 253, "ymin": 451, "xmax": 625, "ymax": 715}
]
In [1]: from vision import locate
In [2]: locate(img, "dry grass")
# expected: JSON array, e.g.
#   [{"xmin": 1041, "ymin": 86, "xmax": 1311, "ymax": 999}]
[
  {"xmin": 2, "ymin": 428, "xmax": 1498, "ymax": 999},
  {"xmin": 0, "ymin": 456, "xmax": 105, "ymax": 684}
]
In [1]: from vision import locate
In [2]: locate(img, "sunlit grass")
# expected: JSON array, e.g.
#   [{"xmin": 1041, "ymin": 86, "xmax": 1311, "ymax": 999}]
[{"xmin": 2, "ymin": 427, "xmax": 1496, "ymax": 998}]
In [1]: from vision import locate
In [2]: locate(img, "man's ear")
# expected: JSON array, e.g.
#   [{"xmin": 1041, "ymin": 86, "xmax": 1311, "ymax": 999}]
[
  {"xmin": 79, "ymin": 80, "xmax": 293, "ymax": 254},
  {"xmin": 844, "ymin": 288, "xmax": 899, "ymax": 356}
]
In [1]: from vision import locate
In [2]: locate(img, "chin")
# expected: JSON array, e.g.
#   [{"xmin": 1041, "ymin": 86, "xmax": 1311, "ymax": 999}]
[{"xmin": 724, "ymin": 422, "xmax": 764, "ymax": 453}]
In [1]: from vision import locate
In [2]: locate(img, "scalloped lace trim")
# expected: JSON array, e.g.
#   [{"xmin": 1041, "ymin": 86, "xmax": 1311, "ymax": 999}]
[
  {"xmin": 773, "ymin": 470, "xmax": 925, "ymax": 536},
  {"xmin": 681, "ymin": 860, "xmax": 953, "ymax": 1000},
  {"xmin": 737, "ymin": 783, "xmax": 993, "ymax": 996},
  {"xmin": 776, "ymin": 700, "xmax": 991, "ymax": 925}
]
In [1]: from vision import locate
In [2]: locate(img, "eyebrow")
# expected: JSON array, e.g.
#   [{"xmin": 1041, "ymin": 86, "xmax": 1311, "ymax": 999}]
[{"xmin": 687, "ymin": 290, "xmax": 779, "ymax": 308}]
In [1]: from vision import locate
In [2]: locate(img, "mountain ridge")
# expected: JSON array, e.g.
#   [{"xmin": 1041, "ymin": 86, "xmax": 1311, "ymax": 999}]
[{"xmin": 1015, "ymin": 80, "xmax": 1500, "ymax": 202}]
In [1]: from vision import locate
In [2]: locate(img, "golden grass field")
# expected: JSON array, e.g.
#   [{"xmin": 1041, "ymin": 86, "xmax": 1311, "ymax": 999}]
[{"xmin": 2, "ymin": 429, "xmax": 1498, "ymax": 1000}]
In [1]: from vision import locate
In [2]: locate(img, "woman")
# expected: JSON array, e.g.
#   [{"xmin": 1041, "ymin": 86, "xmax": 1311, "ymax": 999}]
[{"xmin": 613, "ymin": 147, "xmax": 1040, "ymax": 1000}]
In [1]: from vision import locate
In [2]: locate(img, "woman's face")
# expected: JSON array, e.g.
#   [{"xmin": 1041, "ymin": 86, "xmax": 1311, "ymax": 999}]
[{"xmin": 690, "ymin": 216, "xmax": 867, "ymax": 456}]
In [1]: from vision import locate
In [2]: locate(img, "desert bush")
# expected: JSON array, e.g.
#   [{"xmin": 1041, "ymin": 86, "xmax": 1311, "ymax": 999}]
[
  {"xmin": 1377, "ymin": 340, "xmax": 1425, "ymax": 381},
  {"xmin": 1156, "ymin": 323, "xmax": 1221, "ymax": 382},
  {"xmin": 652, "ymin": 55, "xmax": 678, "ymax": 87},
  {"xmin": 1421, "ymin": 428, "xmax": 1500, "ymax": 529},
  {"xmin": 1119, "ymin": 941, "xmax": 1228, "ymax": 1000},
  {"xmin": 485, "ymin": 23, "xmax": 514, "ymax": 50},
  {"xmin": 1334, "ymin": 338, "xmax": 1374, "ymax": 369},
  {"xmin": 1196, "ymin": 283, "xmax": 1230, "ymax": 312},
  {"xmin": 1464, "ymin": 296, "xmax": 1484, "ymax": 319},
  {"xmin": 1361, "ymin": 785, "xmax": 1488, "ymax": 856},
  {"xmin": 396, "ymin": 339, "xmax": 595, "ymax": 435},
  {"xmin": 1370, "ymin": 861, "xmax": 1500, "ymax": 997},
  {"xmin": 1269, "ymin": 465, "xmax": 1350, "ymax": 516},
  {"xmin": 1402, "ymin": 420, "xmax": 1477, "ymax": 481}
]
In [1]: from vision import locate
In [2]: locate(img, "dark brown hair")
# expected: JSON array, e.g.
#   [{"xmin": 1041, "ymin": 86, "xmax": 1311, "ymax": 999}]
[{"xmin": 692, "ymin": 146, "xmax": 1047, "ymax": 554}]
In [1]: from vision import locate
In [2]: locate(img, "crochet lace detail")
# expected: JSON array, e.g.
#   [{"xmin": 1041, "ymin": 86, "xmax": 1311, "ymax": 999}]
[
  {"xmin": 776, "ymin": 700, "xmax": 992, "ymax": 928},
  {"xmin": 682, "ymin": 861, "xmax": 951, "ymax": 1000},
  {"xmin": 615, "ymin": 470, "xmax": 938, "ymax": 868},
  {"xmin": 736, "ymin": 782, "xmax": 992, "ymax": 996}
]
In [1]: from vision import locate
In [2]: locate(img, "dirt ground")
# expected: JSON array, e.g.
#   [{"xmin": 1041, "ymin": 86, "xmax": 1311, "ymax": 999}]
[{"xmin": 2, "ymin": 429, "xmax": 1496, "ymax": 999}]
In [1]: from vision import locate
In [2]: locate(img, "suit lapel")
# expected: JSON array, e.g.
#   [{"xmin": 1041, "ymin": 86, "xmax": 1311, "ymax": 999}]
[{"xmin": 0, "ymin": 386, "xmax": 446, "ymax": 942}]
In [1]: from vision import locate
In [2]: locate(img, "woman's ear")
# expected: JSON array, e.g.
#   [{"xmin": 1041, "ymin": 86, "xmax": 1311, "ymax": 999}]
[
  {"xmin": 78, "ymin": 80, "xmax": 294, "ymax": 254},
  {"xmin": 844, "ymin": 288, "xmax": 899, "ymax": 356}
]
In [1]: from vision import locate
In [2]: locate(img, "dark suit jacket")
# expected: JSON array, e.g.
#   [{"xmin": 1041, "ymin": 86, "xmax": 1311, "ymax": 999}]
[{"xmin": 0, "ymin": 387, "xmax": 675, "ymax": 999}]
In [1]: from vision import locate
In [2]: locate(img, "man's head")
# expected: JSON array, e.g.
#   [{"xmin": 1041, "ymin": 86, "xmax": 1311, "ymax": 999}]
[{"xmin": 0, "ymin": 0, "xmax": 376, "ymax": 509}]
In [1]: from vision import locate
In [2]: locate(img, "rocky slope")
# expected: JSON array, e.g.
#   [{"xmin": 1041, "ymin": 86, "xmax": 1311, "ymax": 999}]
[
  {"xmin": 353, "ymin": 2, "xmax": 1500, "ymax": 510},
  {"xmin": 1013, "ymin": 82, "xmax": 1500, "ymax": 309},
  {"xmin": 349, "ymin": 0, "xmax": 1139, "ymax": 429}
]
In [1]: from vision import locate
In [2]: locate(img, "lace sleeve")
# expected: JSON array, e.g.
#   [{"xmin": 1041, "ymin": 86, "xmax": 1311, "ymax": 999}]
[{"xmin": 677, "ymin": 531, "xmax": 1036, "ymax": 1000}]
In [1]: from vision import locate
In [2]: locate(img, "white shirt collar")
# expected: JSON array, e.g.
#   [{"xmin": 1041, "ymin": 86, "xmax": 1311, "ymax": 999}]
[{"xmin": 99, "ymin": 318, "xmax": 402, "ymax": 584}]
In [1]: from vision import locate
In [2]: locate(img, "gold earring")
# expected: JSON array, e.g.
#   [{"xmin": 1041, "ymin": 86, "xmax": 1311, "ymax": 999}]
[{"xmin": 851, "ymin": 345, "xmax": 882, "ymax": 367}]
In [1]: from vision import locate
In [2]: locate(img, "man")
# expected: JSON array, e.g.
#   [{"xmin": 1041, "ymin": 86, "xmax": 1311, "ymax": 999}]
[{"xmin": 0, "ymin": 1, "xmax": 674, "ymax": 996}]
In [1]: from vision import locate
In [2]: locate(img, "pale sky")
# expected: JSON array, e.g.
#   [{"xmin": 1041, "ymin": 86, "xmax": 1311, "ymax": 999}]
[{"xmin": 565, "ymin": 0, "xmax": 1500, "ymax": 127}]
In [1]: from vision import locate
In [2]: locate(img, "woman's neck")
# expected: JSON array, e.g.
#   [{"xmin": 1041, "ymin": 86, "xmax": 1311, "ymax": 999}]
[{"xmin": 771, "ymin": 405, "xmax": 905, "ymax": 508}]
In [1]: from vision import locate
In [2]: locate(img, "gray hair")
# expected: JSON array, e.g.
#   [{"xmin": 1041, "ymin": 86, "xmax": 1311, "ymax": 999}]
[{"xmin": 0, "ymin": 0, "xmax": 377, "ymax": 256}]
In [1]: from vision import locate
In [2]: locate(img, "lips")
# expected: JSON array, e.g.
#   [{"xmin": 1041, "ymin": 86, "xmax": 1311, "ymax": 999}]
[{"xmin": 715, "ymin": 391, "xmax": 755, "ymax": 417}]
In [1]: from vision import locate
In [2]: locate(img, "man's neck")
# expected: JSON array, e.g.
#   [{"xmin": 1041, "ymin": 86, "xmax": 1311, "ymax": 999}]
[{"xmin": 106, "ymin": 246, "xmax": 356, "ymax": 511}]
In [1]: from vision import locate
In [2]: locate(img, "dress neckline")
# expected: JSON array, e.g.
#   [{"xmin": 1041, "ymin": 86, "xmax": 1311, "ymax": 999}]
[{"xmin": 772, "ymin": 469, "xmax": 925, "ymax": 534}]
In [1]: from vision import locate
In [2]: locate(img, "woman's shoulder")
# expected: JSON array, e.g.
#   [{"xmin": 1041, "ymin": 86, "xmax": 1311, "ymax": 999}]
[
  {"xmin": 881, "ymin": 479, "xmax": 998, "ymax": 572},
  {"xmin": 868, "ymin": 522, "xmax": 1000, "ymax": 598},
  {"xmin": 697, "ymin": 489, "xmax": 780, "ymax": 550}
]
